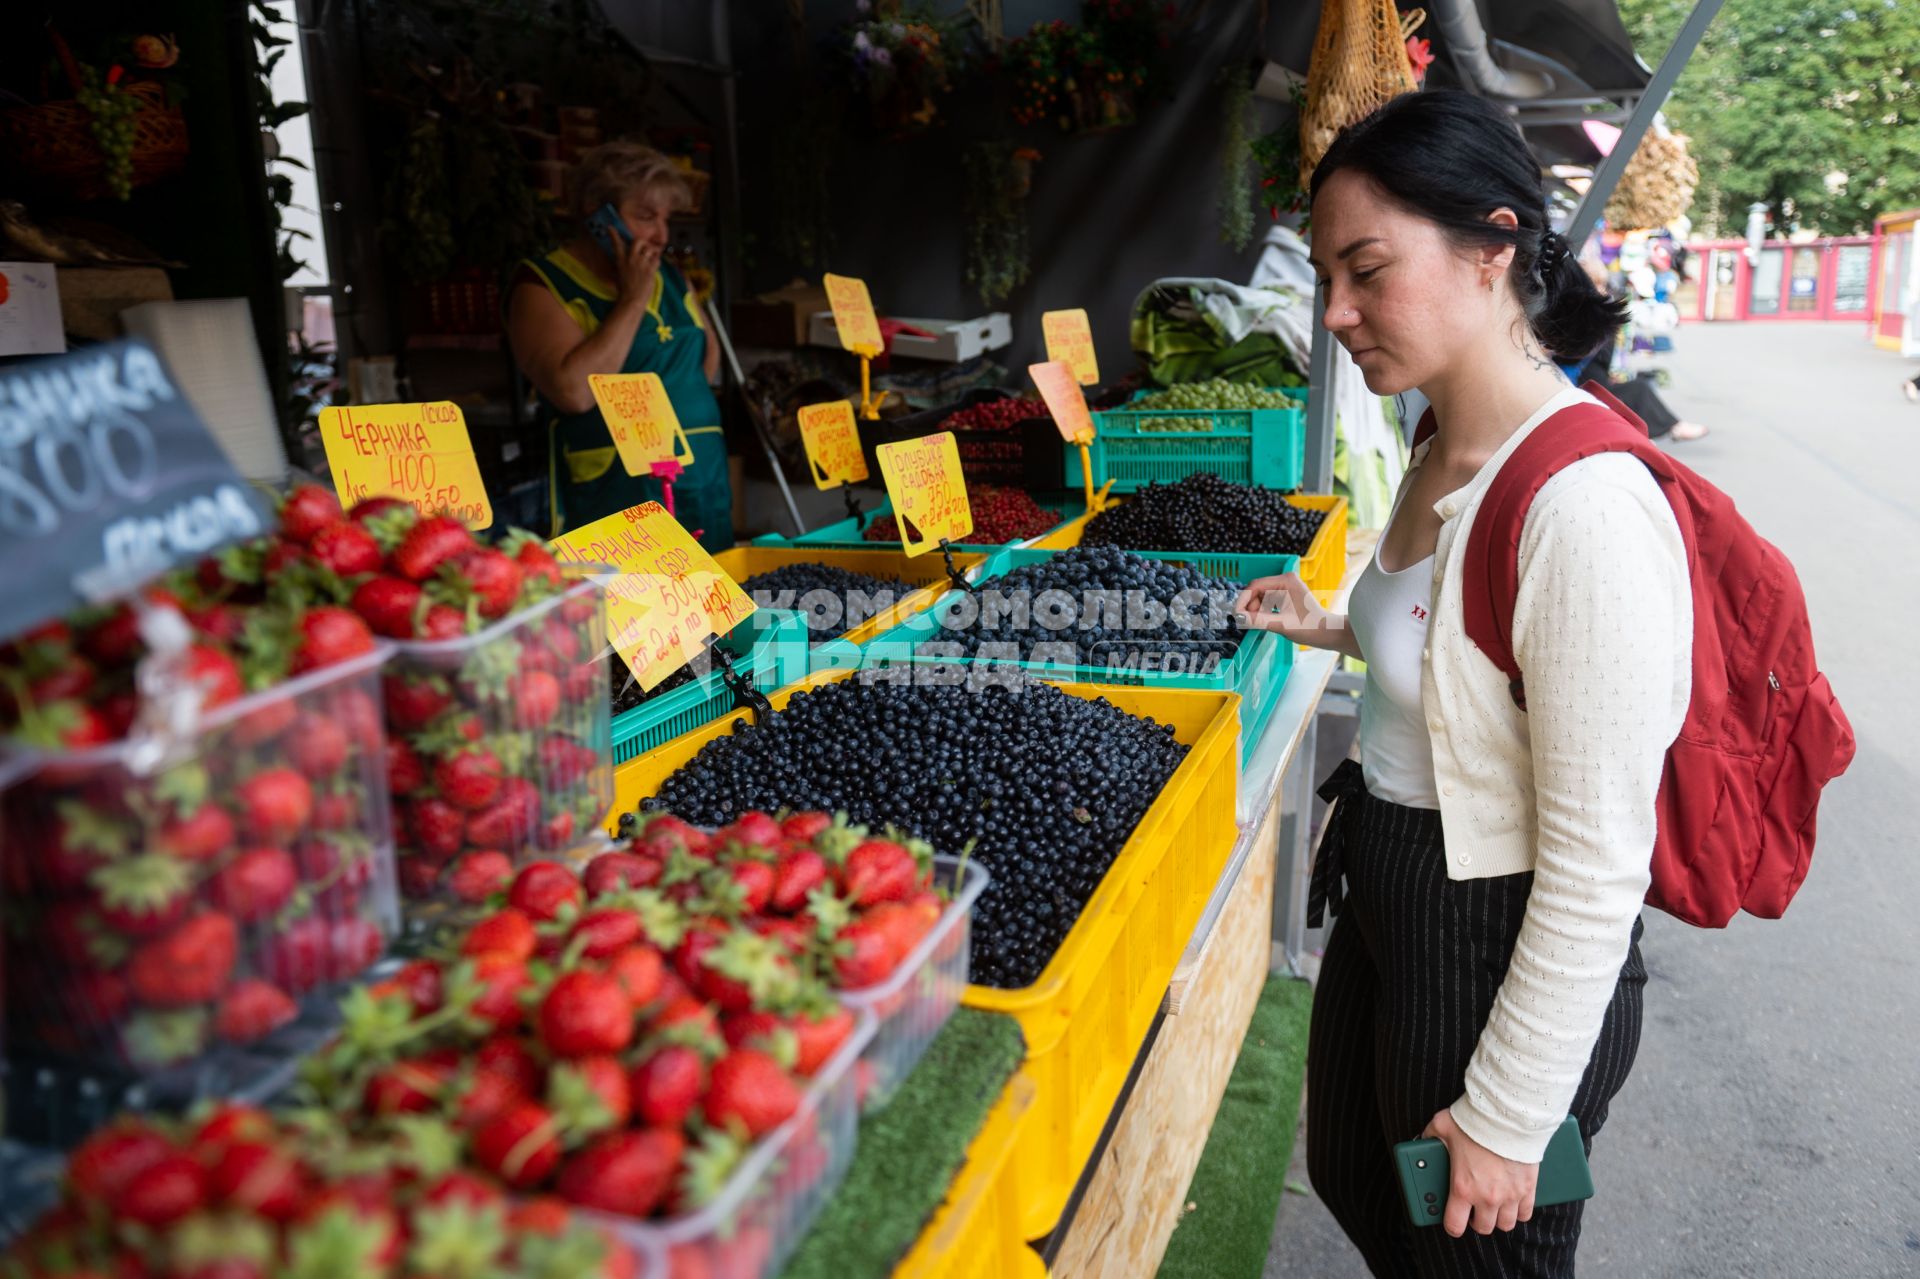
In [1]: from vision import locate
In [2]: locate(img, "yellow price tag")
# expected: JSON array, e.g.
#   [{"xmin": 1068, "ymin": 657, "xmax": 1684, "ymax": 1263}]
[
  {"xmin": 319, "ymin": 402, "xmax": 493, "ymax": 529},
  {"xmin": 1029, "ymin": 362, "xmax": 1097, "ymax": 444},
  {"xmin": 588, "ymin": 373, "xmax": 696, "ymax": 477},
  {"xmin": 796, "ymin": 400, "xmax": 869, "ymax": 489},
  {"xmin": 823, "ymin": 273, "xmax": 884, "ymax": 356},
  {"xmin": 875, "ymin": 432, "xmax": 972, "ymax": 557},
  {"xmin": 548, "ymin": 502, "xmax": 756, "ymax": 693},
  {"xmin": 1041, "ymin": 309, "xmax": 1100, "ymax": 385}
]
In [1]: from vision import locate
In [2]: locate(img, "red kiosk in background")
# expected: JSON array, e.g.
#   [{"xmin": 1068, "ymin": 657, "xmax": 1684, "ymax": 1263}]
[
  {"xmin": 1867, "ymin": 209, "xmax": 1920, "ymax": 351},
  {"xmin": 1674, "ymin": 235, "xmax": 1877, "ymax": 324}
]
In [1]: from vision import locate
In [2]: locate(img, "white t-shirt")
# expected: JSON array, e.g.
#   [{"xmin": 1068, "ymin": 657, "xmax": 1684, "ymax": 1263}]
[{"xmin": 1347, "ymin": 540, "xmax": 1439, "ymax": 808}]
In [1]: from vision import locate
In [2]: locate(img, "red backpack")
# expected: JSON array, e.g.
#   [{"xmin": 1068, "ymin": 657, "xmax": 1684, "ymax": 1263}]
[{"xmin": 1412, "ymin": 382, "xmax": 1855, "ymax": 927}]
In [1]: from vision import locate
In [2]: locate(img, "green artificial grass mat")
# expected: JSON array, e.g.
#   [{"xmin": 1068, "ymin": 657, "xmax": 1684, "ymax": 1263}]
[
  {"xmin": 1158, "ymin": 975, "xmax": 1314, "ymax": 1279},
  {"xmin": 780, "ymin": 1007, "xmax": 1026, "ymax": 1279}
]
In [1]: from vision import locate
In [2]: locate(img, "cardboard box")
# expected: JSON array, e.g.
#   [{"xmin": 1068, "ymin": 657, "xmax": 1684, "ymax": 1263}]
[{"xmin": 730, "ymin": 279, "xmax": 830, "ymax": 348}]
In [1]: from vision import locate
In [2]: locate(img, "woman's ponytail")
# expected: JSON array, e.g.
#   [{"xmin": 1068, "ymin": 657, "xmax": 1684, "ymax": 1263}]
[{"xmin": 1527, "ymin": 230, "xmax": 1629, "ymax": 362}]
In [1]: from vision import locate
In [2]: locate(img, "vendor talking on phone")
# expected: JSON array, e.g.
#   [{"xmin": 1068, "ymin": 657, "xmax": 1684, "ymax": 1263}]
[{"xmin": 507, "ymin": 140, "xmax": 732, "ymax": 549}]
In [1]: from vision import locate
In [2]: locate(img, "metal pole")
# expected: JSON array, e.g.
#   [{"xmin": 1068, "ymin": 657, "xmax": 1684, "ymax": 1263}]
[
  {"xmin": 1564, "ymin": 0, "xmax": 1727, "ymax": 248},
  {"xmin": 1302, "ymin": 291, "xmax": 1337, "ymax": 495},
  {"xmin": 705, "ymin": 303, "xmax": 808, "ymax": 535}
]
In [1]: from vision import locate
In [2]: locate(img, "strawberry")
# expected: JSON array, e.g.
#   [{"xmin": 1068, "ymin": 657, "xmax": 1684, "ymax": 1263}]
[
  {"xmin": 261, "ymin": 916, "xmax": 330, "ymax": 994},
  {"xmin": 347, "ymin": 494, "xmax": 412, "ymax": 526},
  {"xmin": 189, "ymin": 602, "xmax": 248, "ymax": 645},
  {"xmin": 189, "ymin": 1103, "xmax": 274, "ymax": 1150},
  {"xmin": 183, "ymin": 644, "xmax": 245, "ymax": 710},
  {"xmin": 584, "ymin": 851, "xmax": 660, "ymax": 897},
  {"xmin": 64, "ymin": 968, "xmax": 131, "ymax": 1024},
  {"xmin": 387, "ymin": 737, "xmax": 426, "ymax": 795},
  {"xmin": 235, "ymin": 768, "xmax": 314, "ymax": 843},
  {"xmin": 833, "ymin": 918, "xmax": 897, "ymax": 988},
  {"xmin": 203, "ymin": 1138, "xmax": 305, "ymax": 1219},
  {"xmin": 308, "ymin": 519, "xmax": 384, "ymax": 577},
  {"xmin": 631, "ymin": 814, "xmax": 710, "ymax": 860},
  {"xmin": 471, "ymin": 1102, "xmax": 561, "ymax": 1190},
  {"xmin": 752, "ymin": 915, "xmax": 812, "ymax": 954},
  {"xmin": 157, "ymin": 804, "xmax": 237, "ymax": 863},
  {"xmin": 66, "ymin": 1122, "xmax": 174, "ymax": 1210},
  {"xmin": 678, "ymin": 928, "xmax": 793, "ymax": 1014},
  {"xmin": 392, "ymin": 515, "xmax": 476, "ymax": 582},
  {"xmin": 418, "ymin": 604, "xmax": 466, "ymax": 639},
  {"xmin": 291, "ymin": 606, "xmax": 375, "ymax": 674},
  {"xmin": 207, "ymin": 847, "xmax": 298, "ymax": 922},
  {"xmin": 398, "ymin": 857, "xmax": 443, "ymax": 898},
  {"xmin": 91, "ymin": 854, "xmax": 193, "ymax": 937},
  {"xmin": 383, "ymin": 673, "xmax": 452, "ymax": 729},
  {"xmin": 556, "ymin": 1054, "xmax": 632, "ymax": 1129},
  {"xmin": 463, "ymin": 907, "xmax": 538, "ymax": 962},
  {"xmin": 365, "ymin": 1054, "xmax": 455, "ymax": 1115},
  {"xmin": 717, "ymin": 811, "xmax": 783, "ymax": 851},
  {"xmin": 508, "ymin": 860, "xmax": 582, "ymax": 922},
  {"xmin": 448, "ymin": 547, "xmax": 525, "ymax": 619},
  {"xmin": 407, "ymin": 796, "xmax": 467, "ymax": 861},
  {"xmin": 703, "ymin": 1050, "xmax": 800, "ymax": 1139},
  {"xmin": 80, "ymin": 602, "xmax": 143, "ymax": 666},
  {"xmin": 292, "ymin": 1181, "xmax": 403, "ymax": 1266},
  {"xmin": 789, "ymin": 1006, "xmax": 857, "ymax": 1076},
  {"xmin": 718, "ymin": 861, "xmax": 776, "ymax": 916},
  {"xmin": 230, "ymin": 695, "xmax": 296, "ymax": 746},
  {"xmin": 435, "ymin": 745, "xmax": 504, "ymax": 811},
  {"xmin": 466, "ymin": 779, "xmax": 542, "ymax": 852},
  {"xmin": 329, "ymin": 917, "xmax": 385, "ymax": 979},
  {"xmin": 10, "ymin": 697, "xmax": 114, "ymax": 751},
  {"xmin": 605, "ymin": 944, "xmax": 666, "ymax": 1009},
  {"xmin": 510, "ymin": 670, "xmax": 562, "ymax": 730},
  {"xmin": 537, "ymin": 734, "xmax": 597, "ymax": 789},
  {"xmin": 769, "ymin": 849, "xmax": 829, "ymax": 914},
  {"xmin": 351, "ymin": 576, "xmax": 424, "ymax": 638},
  {"xmin": 568, "ymin": 907, "xmax": 641, "ymax": 960},
  {"xmin": 539, "ymin": 970, "xmax": 633, "ymax": 1057},
  {"xmin": 112, "ymin": 1152, "xmax": 206, "ymax": 1226},
  {"xmin": 840, "ymin": 839, "xmax": 920, "ymax": 907},
  {"xmin": 476, "ymin": 1033, "xmax": 543, "ymax": 1096},
  {"xmin": 211, "ymin": 979, "xmax": 298, "ymax": 1044},
  {"xmin": 127, "ymin": 913, "xmax": 238, "ymax": 1009},
  {"xmin": 469, "ymin": 953, "xmax": 532, "ymax": 1031},
  {"xmin": 513, "ymin": 538, "xmax": 564, "ymax": 585},
  {"xmin": 447, "ymin": 849, "xmax": 514, "ymax": 903},
  {"xmin": 630, "ymin": 1044, "xmax": 706, "ymax": 1129},
  {"xmin": 650, "ymin": 994, "xmax": 718, "ymax": 1041},
  {"xmin": 281, "ymin": 485, "xmax": 344, "ymax": 544},
  {"xmin": 780, "ymin": 811, "xmax": 833, "ymax": 841},
  {"xmin": 865, "ymin": 898, "xmax": 941, "ymax": 962},
  {"xmin": 262, "ymin": 538, "xmax": 309, "ymax": 578},
  {"xmin": 312, "ymin": 788, "xmax": 361, "ymax": 831},
  {"xmin": 450, "ymin": 1064, "xmax": 526, "ymax": 1131},
  {"xmin": 537, "ymin": 810, "xmax": 576, "ymax": 850},
  {"xmin": 556, "ymin": 1129, "xmax": 684, "ymax": 1218},
  {"xmin": 391, "ymin": 958, "xmax": 445, "ymax": 1014},
  {"xmin": 285, "ymin": 713, "xmax": 351, "ymax": 779}
]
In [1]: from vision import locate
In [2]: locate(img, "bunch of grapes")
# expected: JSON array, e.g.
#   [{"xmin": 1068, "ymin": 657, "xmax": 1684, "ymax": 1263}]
[
  {"xmin": 76, "ymin": 66, "xmax": 138, "ymax": 201},
  {"xmin": 1126, "ymin": 379, "xmax": 1303, "ymax": 433}
]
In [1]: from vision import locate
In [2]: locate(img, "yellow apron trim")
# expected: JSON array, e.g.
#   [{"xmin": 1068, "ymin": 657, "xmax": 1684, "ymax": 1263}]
[
  {"xmin": 684, "ymin": 290, "xmax": 707, "ymax": 331},
  {"xmin": 546, "ymin": 247, "xmax": 618, "ymax": 302},
  {"xmin": 563, "ymin": 445, "xmax": 619, "ymax": 485},
  {"xmin": 683, "ymin": 424, "xmax": 723, "ymax": 436},
  {"xmin": 520, "ymin": 257, "xmax": 604, "ymax": 340}
]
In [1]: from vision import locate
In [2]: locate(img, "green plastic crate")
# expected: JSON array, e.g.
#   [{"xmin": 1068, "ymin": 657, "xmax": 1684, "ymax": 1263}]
[
  {"xmin": 1069, "ymin": 390, "xmax": 1305, "ymax": 493},
  {"xmin": 609, "ymin": 609, "xmax": 811, "ymax": 764},
  {"xmin": 856, "ymin": 548, "xmax": 1298, "ymax": 766},
  {"xmin": 752, "ymin": 495, "xmax": 1082, "ymax": 554}
]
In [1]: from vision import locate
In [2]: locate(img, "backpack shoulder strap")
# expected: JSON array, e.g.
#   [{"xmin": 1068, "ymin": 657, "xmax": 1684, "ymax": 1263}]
[{"xmin": 1461, "ymin": 383, "xmax": 1681, "ymax": 685}]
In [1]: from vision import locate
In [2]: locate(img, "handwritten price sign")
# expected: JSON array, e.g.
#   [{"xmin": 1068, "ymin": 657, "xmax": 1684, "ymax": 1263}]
[
  {"xmin": 549, "ymin": 502, "xmax": 755, "ymax": 692},
  {"xmin": 320, "ymin": 402, "xmax": 493, "ymax": 529},
  {"xmin": 588, "ymin": 372, "xmax": 695, "ymax": 477},
  {"xmin": 875, "ymin": 432, "xmax": 972, "ymax": 557},
  {"xmin": 823, "ymin": 273, "xmax": 884, "ymax": 356},
  {"xmin": 1029, "ymin": 361, "xmax": 1097, "ymax": 444},
  {"xmin": 796, "ymin": 400, "xmax": 868, "ymax": 489},
  {"xmin": 1041, "ymin": 309, "xmax": 1100, "ymax": 386}
]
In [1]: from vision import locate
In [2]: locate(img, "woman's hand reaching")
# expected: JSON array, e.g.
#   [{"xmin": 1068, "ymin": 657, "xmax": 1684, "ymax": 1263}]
[
  {"xmin": 1232, "ymin": 572, "xmax": 1360, "ymax": 658},
  {"xmin": 1423, "ymin": 1108, "xmax": 1539, "ymax": 1238}
]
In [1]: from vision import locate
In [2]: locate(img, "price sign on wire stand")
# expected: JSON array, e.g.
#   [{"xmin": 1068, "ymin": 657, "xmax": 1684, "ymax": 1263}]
[
  {"xmin": 875, "ymin": 432, "xmax": 972, "ymax": 558},
  {"xmin": 588, "ymin": 372, "xmax": 696, "ymax": 486},
  {"xmin": 320, "ymin": 401, "xmax": 494, "ymax": 529},
  {"xmin": 1041, "ymin": 309, "xmax": 1100, "ymax": 386},
  {"xmin": 1029, "ymin": 361, "xmax": 1099, "ymax": 512},
  {"xmin": 823, "ymin": 273, "xmax": 889, "ymax": 420},
  {"xmin": 796, "ymin": 399, "xmax": 869, "ymax": 489},
  {"xmin": 549, "ymin": 501, "xmax": 756, "ymax": 692},
  {"xmin": 0, "ymin": 339, "xmax": 275, "ymax": 640}
]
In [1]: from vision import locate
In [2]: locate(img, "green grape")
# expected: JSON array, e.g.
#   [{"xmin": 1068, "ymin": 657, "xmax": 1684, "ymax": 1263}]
[{"xmin": 1122, "ymin": 378, "xmax": 1300, "ymax": 431}]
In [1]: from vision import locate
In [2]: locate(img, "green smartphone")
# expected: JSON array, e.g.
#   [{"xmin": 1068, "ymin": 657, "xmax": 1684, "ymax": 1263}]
[{"xmin": 1392, "ymin": 1115, "xmax": 1593, "ymax": 1228}]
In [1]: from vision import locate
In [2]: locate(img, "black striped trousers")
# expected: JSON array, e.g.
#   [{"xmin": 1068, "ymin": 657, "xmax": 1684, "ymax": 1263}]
[{"xmin": 1304, "ymin": 761, "xmax": 1646, "ymax": 1278}]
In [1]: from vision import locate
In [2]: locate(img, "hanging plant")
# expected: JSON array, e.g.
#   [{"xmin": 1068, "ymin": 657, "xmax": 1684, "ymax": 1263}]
[
  {"xmin": 835, "ymin": 1, "xmax": 963, "ymax": 138},
  {"xmin": 963, "ymin": 141, "xmax": 1035, "ymax": 306},
  {"xmin": 1006, "ymin": 1, "xmax": 1178, "ymax": 134},
  {"xmin": 1250, "ymin": 78, "xmax": 1310, "ymax": 226},
  {"xmin": 1217, "ymin": 66, "xmax": 1254, "ymax": 251}
]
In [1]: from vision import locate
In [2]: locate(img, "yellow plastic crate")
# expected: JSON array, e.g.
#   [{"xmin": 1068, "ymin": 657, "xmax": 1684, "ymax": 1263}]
[
  {"xmin": 892, "ymin": 1072, "xmax": 1043, "ymax": 1279},
  {"xmin": 961, "ymin": 682, "xmax": 1240, "ymax": 1239},
  {"xmin": 1031, "ymin": 493, "xmax": 1350, "ymax": 603},
  {"xmin": 712, "ymin": 545, "xmax": 993, "ymax": 648}
]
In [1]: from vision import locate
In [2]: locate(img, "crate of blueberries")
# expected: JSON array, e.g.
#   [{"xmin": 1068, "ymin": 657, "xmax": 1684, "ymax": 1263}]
[{"xmin": 608, "ymin": 608, "xmax": 812, "ymax": 765}]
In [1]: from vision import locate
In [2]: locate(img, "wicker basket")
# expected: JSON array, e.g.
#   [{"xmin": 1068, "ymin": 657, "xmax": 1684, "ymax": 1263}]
[{"xmin": 0, "ymin": 81, "xmax": 189, "ymax": 202}]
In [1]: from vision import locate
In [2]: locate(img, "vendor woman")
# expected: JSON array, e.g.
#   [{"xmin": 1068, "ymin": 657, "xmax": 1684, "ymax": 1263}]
[{"xmin": 507, "ymin": 141, "xmax": 732, "ymax": 548}]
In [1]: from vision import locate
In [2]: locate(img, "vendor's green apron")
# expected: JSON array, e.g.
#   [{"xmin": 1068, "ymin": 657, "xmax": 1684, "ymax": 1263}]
[{"xmin": 520, "ymin": 250, "xmax": 733, "ymax": 550}]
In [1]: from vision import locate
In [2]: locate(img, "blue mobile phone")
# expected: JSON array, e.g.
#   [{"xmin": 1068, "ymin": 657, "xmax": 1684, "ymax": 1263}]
[{"xmin": 587, "ymin": 203, "xmax": 632, "ymax": 259}]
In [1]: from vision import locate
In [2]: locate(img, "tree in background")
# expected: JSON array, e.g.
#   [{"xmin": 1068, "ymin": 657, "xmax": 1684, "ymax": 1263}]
[{"xmin": 1617, "ymin": 0, "xmax": 1920, "ymax": 235}]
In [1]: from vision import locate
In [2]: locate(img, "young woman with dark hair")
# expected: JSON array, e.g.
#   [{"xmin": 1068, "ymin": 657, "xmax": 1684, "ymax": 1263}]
[{"xmin": 1235, "ymin": 89, "xmax": 1692, "ymax": 1276}]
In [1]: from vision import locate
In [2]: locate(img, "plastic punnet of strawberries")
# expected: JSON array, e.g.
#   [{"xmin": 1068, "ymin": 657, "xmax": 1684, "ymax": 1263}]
[
  {"xmin": 862, "ymin": 485, "xmax": 1059, "ymax": 547},
  {"xmin": 1, "ymin": 1104, "xmax": 644, "ymax": 1279},
  {"xmin": 0, "ymin": 486, "xmax": 417, "ymax": 1075},
  {"xmin": 297, "ymin": 812, "xmax": 929, "ymax": 1225}
]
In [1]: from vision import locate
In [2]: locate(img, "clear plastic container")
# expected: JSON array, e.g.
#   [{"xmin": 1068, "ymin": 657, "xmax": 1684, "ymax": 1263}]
[
  {"xmin": 838, "ymin": 855, "xmax": 989, "ymax": 1110},
  {"xmin": 586, "ymin": 1010, "xmax": 877, "ymax": 1279},
  {"xmin": 0, "ymin": 646, "xmax": 398, "ymax": 1145},
  {"xmin": 384, "ymin": 575, "xmax": 612, "ymax": 931}
]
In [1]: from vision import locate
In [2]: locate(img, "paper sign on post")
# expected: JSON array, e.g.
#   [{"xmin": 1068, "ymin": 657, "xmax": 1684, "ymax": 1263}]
[
  {"xmin": 796, "ymin": 400, "xmax": 868, "ymax": 488},
  {"xmin": 0, "ymin": 340, "xmax": 276, "ymax": 640},
  {"xmin": 823, "ymin": 273, "xmax": 884, "ymax": 356},
  {"xmin": 875, "ymin": 432, "xmax": 972, "ymax": 556},
  {"xmin": 1041, "ymin": 309, "xmax": 1098, "ymax": 386},
  {"xmin": 588, "ymin": 372, "xmax": 695, "ymax": 477},
  {"xmin": 320, "ymin": 402, "xmax": 493, "ymax": 529},
  {"xmin": 1029, "ymin": 362, "xmax": 1096, "ymax": 444},
  {"xmin": 548, "ymin": 501, "xmax": 756, "ymax": 692}
]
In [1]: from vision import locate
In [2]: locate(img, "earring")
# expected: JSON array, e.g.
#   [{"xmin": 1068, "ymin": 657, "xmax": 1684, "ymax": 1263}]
[{"xmin": 1487, "ymin": 279, "xmax": 1495, "ymax": 293}]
